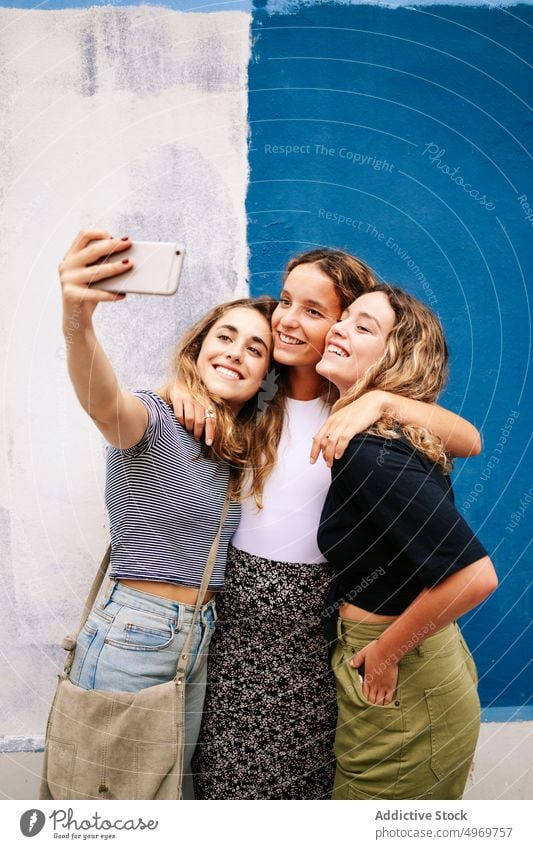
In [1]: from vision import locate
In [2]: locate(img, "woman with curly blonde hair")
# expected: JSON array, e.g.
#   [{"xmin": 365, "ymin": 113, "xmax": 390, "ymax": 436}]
[{"xmin": 317, "ymin": 285, "xmax": 498, "ymax": 800}]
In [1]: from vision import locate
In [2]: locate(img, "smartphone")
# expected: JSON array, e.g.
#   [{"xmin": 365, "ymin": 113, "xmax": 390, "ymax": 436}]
[{"xmin": 89, "ymin": 240, "xmax": 185, "ymax": 296}]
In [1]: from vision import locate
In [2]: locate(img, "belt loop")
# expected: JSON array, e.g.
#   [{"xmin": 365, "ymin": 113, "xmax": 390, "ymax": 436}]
[
  {"xmin": 100, "ymin": 579, "xmax": 117, "ymax": 609},
  {"xmin": 176, "ymin": 602, "xmax": 184, "ymax": 631},
  {"xmin": 336, "ymin": 614, "xmax": 344, "ymax": 643},
  {"xmin": 200, "ymin": 598, "xmax": 212, "ymax": 627},
  {"xmin": 416, "ymin": 643, "xmax": 425, "ymax": 657}
]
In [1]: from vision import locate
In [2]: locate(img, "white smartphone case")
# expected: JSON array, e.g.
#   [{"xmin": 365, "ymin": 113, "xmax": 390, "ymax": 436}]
[{"xmin": 90, "ymin": 241, "xmax": 185, "ymax": 296}]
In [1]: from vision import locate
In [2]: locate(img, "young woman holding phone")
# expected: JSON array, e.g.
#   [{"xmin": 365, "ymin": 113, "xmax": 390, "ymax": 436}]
[
  {"xmin": 171, "ymin": 249, "xmax": 482, "ymax": 799},
  {"xmin": 56, "ymin": 229, "xmax": 275, "ymax": 798},
  {"xmin": 316, "ymin": 286, "xmax": 497, "ymax": 799}
]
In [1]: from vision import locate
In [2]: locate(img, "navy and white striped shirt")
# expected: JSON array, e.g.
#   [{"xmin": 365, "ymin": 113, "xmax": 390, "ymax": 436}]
[{"xmin": 106, "ymin": 390, "xmax": 241, "ymax": 590}]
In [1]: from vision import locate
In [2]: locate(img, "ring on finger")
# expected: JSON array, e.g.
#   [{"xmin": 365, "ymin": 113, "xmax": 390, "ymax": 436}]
[{"xmin": 205, "ymin": 408, "xmax": 216, "ymax": 420}]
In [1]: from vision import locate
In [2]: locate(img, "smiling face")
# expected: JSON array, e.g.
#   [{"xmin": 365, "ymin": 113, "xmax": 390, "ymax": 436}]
[
  {"xmin": 271, "ymin": 263, "xmax": 342, "ymax": 368},
  {"xmin": 196, "ymin": 306, "xmax": 272, "ymax": 413},
  {"xmin": 316, "ymin": 291, "xmax": 397, "ymax": 394}
]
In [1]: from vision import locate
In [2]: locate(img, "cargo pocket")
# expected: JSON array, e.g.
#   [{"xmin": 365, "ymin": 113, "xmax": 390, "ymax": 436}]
[
  {"xmin": 425, "ymin": 672, "xmax": 480, "ymax": 785},
  {"xmin": 45, "ymin": 738, "xmax": 77, "ymax": 799}
]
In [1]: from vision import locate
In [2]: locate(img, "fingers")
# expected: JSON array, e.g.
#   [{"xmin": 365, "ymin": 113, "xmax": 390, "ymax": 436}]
[
  {"xmin": 322, "ymin": 435, "xmax": 337, "ymax": 469},
  {"xmin": 310, "ymin": 429, "xmax": 324, "ymax": 464},
  {"xmin": 175, "ymin": 391, "xmax": 208, "ymax": 445},
  {"xmin": 63, "ymin": 287, "xmax": 126, "ymax": 305},
  {"xmin": 361, "ymin": 666, "xmax": 397, "ymax": 705},
  {"xmin": 204, "ymin": 413, "xmax": 215, "ymax": 447},
  {"xmin": 172, "ymin": 398, "xmax": 184, "ymax": 423},
  {"xmin": 364, "ymin": 680, "xmax": 394, "ymax": 705},
  {"xmin": 60, "ymin": 231, "xmax": 133, "ymax": 308},
  {"xmin": 61, "ymin": 239, "xmax": 131, "ymax": 274},
  {"xmin": 63, "ymin": 228, "xmax": 113, "ymax": 260},
  {"xmin": 77, "ymin": 237, "xmax": 131, "ymax": 269},
  {"xmin": 311, "ymin": 432, "xmax": 340, "ymax": 468},
  {"xmin": 85, "ymin": 257, "xmax": 132, "ymax": 283},
  {"xmin": 333, "ymin": 434, "xmax": 350, "ymax": 461},
  {"xmin": 177, "ymin": 398, "xmax": 207, "ymax": 441},
  {"xmin": 61, "ymin": 256, "xmax": 133, "ymax": 292},
  {"xmin": 311, "ymin": 418, "xmax": 351, "ymax": 467}
]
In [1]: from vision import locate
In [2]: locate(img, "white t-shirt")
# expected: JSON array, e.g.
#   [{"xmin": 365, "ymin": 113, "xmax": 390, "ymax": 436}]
[{"xmin": 232, "ymin": 397, "xmax": 331, "ymax": 563}]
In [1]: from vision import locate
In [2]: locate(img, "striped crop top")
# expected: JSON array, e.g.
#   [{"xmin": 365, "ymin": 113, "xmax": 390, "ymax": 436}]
[{"xmin": 106, "ymin": 390, "xmax": 241, "ymax": 590}]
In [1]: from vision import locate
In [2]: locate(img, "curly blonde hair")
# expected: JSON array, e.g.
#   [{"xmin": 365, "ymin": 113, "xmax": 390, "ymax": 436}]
[
  {"xmin": 333, "ymin": 285, "xmax": 451, "ymax": 470},
  {"xmin": 254, "ymin": 249, "xmax": 379, "ymax": 488},
  {"xmin": 160, "ymin": 297, "xmax": 277, "ymax": 504}
]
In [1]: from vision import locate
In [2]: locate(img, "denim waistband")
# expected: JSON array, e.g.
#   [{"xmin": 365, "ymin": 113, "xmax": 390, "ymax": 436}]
[
  {"xmin": 102, "ymin": 579, "xmax": 216, "ymax": 625},
  {"xmin": 337, "ymin": 617, "xmax": 461, "ymax": 661}
]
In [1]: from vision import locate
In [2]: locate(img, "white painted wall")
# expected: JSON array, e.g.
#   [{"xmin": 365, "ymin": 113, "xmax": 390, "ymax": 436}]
[{"xmin": 0, "ymin": 6, "xmax": 251, "ymax": 742}]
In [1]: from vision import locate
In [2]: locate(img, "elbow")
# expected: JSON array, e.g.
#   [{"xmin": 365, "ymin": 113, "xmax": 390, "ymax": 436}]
[
  {"xmin": 472, "ymin": 558, "xmax": 498, "ymax": 603},
  {"xmin": 469, "ymin": 431, "xmax": 483, "ymax": 457}
]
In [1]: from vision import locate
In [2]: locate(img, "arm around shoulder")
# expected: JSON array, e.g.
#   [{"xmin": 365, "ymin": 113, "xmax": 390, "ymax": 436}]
[{"xmin": 380, "ymin": 392, "xmax": 482, "ymax": 457}]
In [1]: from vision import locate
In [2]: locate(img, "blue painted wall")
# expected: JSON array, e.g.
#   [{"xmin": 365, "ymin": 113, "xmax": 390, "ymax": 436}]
[{"xmin": 247, "ymin": 2, "xmax": 532, "ymax": 713}]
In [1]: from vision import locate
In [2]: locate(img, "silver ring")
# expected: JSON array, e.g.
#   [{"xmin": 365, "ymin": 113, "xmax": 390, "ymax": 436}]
[{"xmin": 205, "ymin": 409, "xmax": 216, "ymax": 420}]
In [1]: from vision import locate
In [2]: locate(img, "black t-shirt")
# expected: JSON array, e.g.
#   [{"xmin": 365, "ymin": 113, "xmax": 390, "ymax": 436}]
[{"xmin": 318, "ymin": 433, "xmax": 488, "ymax": 616}]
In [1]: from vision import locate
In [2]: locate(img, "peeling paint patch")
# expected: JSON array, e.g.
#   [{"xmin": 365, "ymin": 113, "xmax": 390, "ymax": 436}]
[
  {"xmin": 0, "ymin": 735, "xmax": 45, "ymax": 753},
  {"xmin": 80, "ymin": 25, "xmax": 97, "ymax": 97}
]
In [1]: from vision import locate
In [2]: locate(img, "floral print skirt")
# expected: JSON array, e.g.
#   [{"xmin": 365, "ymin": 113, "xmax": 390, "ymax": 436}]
[{"xmin": 192, "ymin": 545, "xmax": 338, "ymax": 799}]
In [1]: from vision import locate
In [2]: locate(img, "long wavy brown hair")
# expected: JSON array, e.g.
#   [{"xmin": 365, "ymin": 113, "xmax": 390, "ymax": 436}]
[
  {"xmin": 160, "ymin": 297, "xmax": 277, "ymax": 504},
  {"xmin": 254, "ymin": 248, "xmax": 379, "ymax": 491},
  {"xmin": 332, "ymin": 285, "xmax": 451, "ymax": 470}
]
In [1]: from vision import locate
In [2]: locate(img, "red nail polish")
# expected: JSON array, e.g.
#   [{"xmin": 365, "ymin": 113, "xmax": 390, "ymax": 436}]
[
  {"xmin": 121, "ymin": 237, "xmax": 129, "ymax": 241},
  {"xmin": 122, "ymin": 259, "xmax": 130, "ymax": 264}
]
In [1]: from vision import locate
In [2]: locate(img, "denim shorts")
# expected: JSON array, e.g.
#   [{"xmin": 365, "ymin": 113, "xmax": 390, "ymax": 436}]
[
  {"xmin": 68, "ymin": 580, "xmax": 217, "ymax": 799},
  {"xmin": 69, "ymin": 580, "xmax": 216, "ymax": 692}
]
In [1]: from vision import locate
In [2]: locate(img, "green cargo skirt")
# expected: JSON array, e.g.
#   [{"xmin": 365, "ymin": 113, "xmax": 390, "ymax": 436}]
[{"xmin": 332, "ymin": 618, "xmax": 480, "ymax": 800}]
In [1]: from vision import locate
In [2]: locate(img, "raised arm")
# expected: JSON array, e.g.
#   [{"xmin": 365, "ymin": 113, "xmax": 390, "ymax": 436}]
[
  {"xmin": 60, "ymin": 229, "xmax": 147, "ymax": 449},
  {"xmin": 311, "ymin": 389, "xmax": 482, "ymax": 467}
]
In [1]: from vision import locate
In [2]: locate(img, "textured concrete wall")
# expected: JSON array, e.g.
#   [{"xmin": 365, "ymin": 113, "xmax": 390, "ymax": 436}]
[{"xmin": 0, "ymin": 5, "xmax": 251, "ymax": 740}]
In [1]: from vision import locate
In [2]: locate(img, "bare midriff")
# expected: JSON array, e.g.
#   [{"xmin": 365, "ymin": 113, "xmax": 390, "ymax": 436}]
[
  {"xmin": 119, "ymin": 579, "xmax": 215, "ymax": 605},
  {"xmin": 339, "ymin": 601, "xmax": 399, "ymax": 624}
]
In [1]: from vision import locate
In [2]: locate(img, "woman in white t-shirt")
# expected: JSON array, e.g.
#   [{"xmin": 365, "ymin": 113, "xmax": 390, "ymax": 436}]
[{"xmin": 172, "ymin": 249, "xmax": 482, "ymax": 799}]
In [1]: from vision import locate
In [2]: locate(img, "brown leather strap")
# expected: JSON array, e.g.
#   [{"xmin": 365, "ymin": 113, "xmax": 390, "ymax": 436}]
[{"xmin": 174, "ymin": 494, "xmax": 230, "ymax": 681}]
